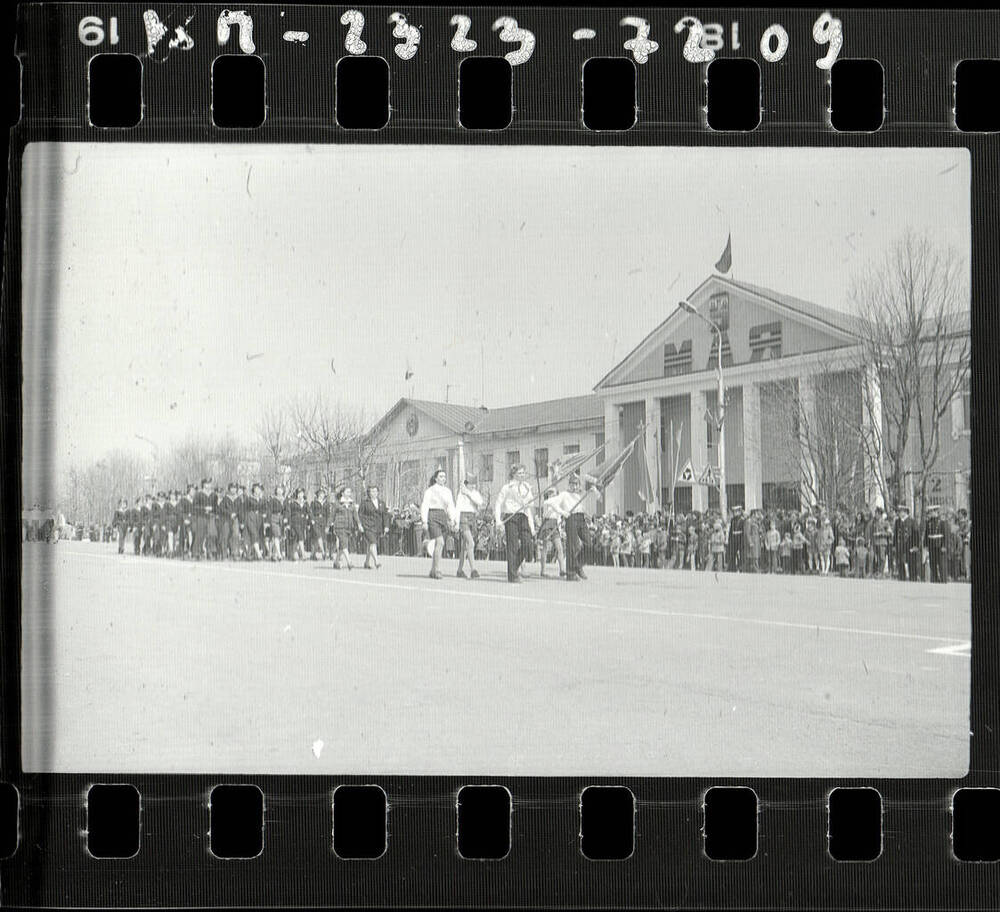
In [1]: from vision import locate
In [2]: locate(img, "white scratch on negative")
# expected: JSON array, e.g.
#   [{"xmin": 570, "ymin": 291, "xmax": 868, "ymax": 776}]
[
  {"xmin": 312, "ymin": 739, "xmax": 324, "ymax": 758},
  {"xmin": 63, "ymin": 550, "xmax": 969, "ymax": 648}
]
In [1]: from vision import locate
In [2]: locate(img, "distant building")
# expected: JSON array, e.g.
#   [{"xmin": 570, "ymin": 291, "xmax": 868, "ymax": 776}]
[
  {"xmin": 303, "ymin": 394, "xmax": 606, "ymax": 511},
  {"xmin": 594, "ymin": 275, "xmax": 970, "ymax": 516}
]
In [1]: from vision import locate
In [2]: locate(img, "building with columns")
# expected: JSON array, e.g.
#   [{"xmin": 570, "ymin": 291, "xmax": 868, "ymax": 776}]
[{"xmin": 593, "ymin": 275, "xmax": 971, "ymax": 517}]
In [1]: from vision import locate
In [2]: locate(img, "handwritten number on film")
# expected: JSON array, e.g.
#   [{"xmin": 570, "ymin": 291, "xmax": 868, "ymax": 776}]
[{"xmin": 674, "ymin": 11, "xmax": 843, "ymax": 67}]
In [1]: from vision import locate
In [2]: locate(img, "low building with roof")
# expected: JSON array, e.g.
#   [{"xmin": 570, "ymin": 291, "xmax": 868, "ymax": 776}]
[{"xmin": 302, "ymin": 393, "xmax": 606, "ymax": 511}]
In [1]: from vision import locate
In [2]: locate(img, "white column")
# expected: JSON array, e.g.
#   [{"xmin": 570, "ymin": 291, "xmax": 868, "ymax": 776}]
[
  {"xmin": 798, "ymin": 374, "xmax": 818, "ymax": 510},
  {"xmin": 602, "ymin": 397, "xmax": 621, "ymax": 515},
  {"xmin": 644, "ymin": 396, "xmax": 661, "ymax": 513},
  {"xmin": 690, "ymin": 390, "xmax": 709, "ymax": 511},
  {"xmin": 743, "ymin": 381, "xmax": 762, "ymax": 510},
  {"xmin": 862, "ymin": 364, "xmax": 886, "ymax": 510}
]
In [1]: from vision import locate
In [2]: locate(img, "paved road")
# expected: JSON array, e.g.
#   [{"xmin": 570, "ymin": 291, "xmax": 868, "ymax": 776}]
[{"xmin": 20, "ymin": 540, "xmax": 970, "ymax": 776}]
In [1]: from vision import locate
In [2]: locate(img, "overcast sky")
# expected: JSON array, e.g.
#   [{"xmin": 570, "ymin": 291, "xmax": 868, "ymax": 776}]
[{"xmin": 22, "ymin": 142, "xmax": 969, "ymax": 478}]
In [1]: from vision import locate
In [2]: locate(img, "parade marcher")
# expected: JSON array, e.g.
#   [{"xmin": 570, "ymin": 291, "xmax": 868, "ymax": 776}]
[
  {"xmin": 420, "ymin": 469, "xmax": 459, "ymax": 580},
  {"xmin": 218, "ymin": 483, "xmax": 237, "ymax": 560},
  {"xmin": 537, "ymin": 486, "xmax": 567, "ymax": 578},
  {"xmin": 179, "ymin": 484, "xmax": 195, "ymax": 557},
  {"xmin": 113, "ymin": 498, "xmax": 129, "ymax": 554},
  {"xmin": 266, "ymin": 484, "xmax": 287, "ymax": 561},
  {"xmin": 455, "ymin": 475, "xmax": 485, "ymax": 579},
  {"xmin": 494, "ymin": 463, "xmax": 536, "ymax": 583},
  {"xmin": 309, "ymin": 488, "xmax": 329, "ymax": 560},
  {"xmin": 923, "ymin": 503, "xmax": 948, "ymax": 583},
  {"xmin": 359, "ymin": 484, "xmax": 390, "ymax": 570},
  {"xmin": 191, "ymin": 479, "xmax": 212, "ymax": 560},
  {"xmin": 245, "ymin": 482, "xmax": 265, "ymax": 560},
  {"xmin": 163, "ymin": 490, "xmax": 179, "ymax": 557},
  {"xmin": 546, "ymin": 471, "xmax": 600, "ymax": 581},
  {"xmin": 288, "ymin": 487, "xmax": 309, "ymax": 560},
  {"xmin": 330, "ymin": 484, "xmax": 363, "ymax": 570}
]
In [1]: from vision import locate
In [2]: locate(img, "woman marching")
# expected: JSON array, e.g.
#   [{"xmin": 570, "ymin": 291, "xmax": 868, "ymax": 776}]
[
  {"xmin": 493, "ymin": 463, "xmax": 536, "ymax": 584},
  {"xmin": 359, "ymin": 483, "xmax": 390, "ymax": 569},
  {"xmin": 455, "ymin": 475, "xmax": 485, "ymax": 579},
  {"xmin": 421, "ymin": 468, "xmax": 459, "ymax": 580},
  {"xmin": 288, "ymin": 487, "xmax": 309, "ymax": 561},
  {"xmin": 330, "ymin": 485, "xmax": 363, "ymax": 570}
]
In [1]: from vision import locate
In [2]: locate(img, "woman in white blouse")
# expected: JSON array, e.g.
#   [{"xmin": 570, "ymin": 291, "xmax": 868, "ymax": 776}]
[
  {"xmin": 493, "ymin": 463, "xmax": 536, "ymax": 583},
  {"xmin": 420, "ymin": 468, "xmax": 459, "ymax": 580},
  {"xmin": 455, "ymin": 475, "xmax": 485, "ymax": 579}
]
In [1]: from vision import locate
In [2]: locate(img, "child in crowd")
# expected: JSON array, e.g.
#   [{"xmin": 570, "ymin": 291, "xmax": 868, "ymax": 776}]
[
  {"xmin": 779, "ymin": 532, "xmax": 793, "ymax": 574},
  {"xmin": 792, "ymin": 523, "xmax": 808, "ymax": 575},
  {"xmin": 853, "ymin": 535, "xmax": 869, "ymax": 579},
  {"xmin": 708, "ymin": 521, "xmax": 726, "ymax": 572},
  {"xmin": 765, "ymin": 522, "xmax": 781, "ymax": 574},
  {"xmin": 687, "ymin": 524, "xmax": 699, "ymax": 570},
  {"xmin": 835, "ymin": 537, "xmax": 851, "ymax": 577}
]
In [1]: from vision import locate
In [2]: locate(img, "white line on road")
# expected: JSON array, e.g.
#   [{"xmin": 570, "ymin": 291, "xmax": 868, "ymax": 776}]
[
  {"xmin": 55, "ymin": 549, "xmax": 969, "ymax": 648},
  {"xmin": 925, "ymin": 641, "xmax": 971, "ymax": 657}
]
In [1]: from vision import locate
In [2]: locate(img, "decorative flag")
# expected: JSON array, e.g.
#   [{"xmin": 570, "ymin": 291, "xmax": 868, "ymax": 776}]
[
  {"xmin": 549, "ymin": 441, "xmax": 606, "ymax": 481},
  {"xmin": 677, "ymin": 459, "xmax": 695, "ymax": 483},
  {"xmin": 637, "ymin": 431, "xmax": 657, "ymax": 511},
  {"xmin": 715, "ymin": 233, "xmax": 732, "ymax": 274},
  {"xmin": 595, "ymin": 432, "xmax": 641, "ymax": 490}
]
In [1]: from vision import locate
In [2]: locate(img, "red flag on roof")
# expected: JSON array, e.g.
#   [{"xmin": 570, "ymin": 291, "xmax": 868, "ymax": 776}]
[{"xmin": 715, "ymin": 233, "xmax": 732, "ymax": 274}]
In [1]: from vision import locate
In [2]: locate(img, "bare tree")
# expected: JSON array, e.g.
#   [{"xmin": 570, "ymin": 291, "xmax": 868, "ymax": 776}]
[
  {"xmin": 761, "ymin": 367, "xmax": 866, "ymax": 511},
  {"xmin": 850, "ymin": 230, "xmax": 970, "ymax": 513},
  {"xmin": 256, "ymin": 404, "xmax": 292, "ymax": 490},
  {"xmin": 59, "ymin": 449, "xmax": 150, "ymax": 524},
  {"xmin": 290, "ymin": 393, "xmax": 366, "ymax": 490}
]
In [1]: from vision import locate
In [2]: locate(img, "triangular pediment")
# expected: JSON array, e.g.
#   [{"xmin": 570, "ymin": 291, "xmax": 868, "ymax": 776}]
[{"xmin": 594, "ymin": 276, "xmax": 858, "ymax": 390}]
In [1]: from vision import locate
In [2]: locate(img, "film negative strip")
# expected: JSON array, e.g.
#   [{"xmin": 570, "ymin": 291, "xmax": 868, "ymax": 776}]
[{"xmin": 1, "ymin": 3, "xmax": 997, "ymax": 908}]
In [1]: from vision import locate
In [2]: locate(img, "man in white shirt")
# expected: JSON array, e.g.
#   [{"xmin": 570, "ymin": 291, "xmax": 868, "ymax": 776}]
[
  {"xmin": 546, "ymin": 471, "xmax": 600, "ymax": 581},
  {"xmin": 455, "ymin": 476, "xmax": 485, "ymax": 579},
  {"xmin": 494, "ymin": 464, "xmax": 536, "ymax": 583}
]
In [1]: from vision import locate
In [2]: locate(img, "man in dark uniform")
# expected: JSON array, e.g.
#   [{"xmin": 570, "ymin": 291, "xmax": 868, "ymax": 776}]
[
  {"xmin": 310, "ymin": 488, "xmax": 329, "ymax": 560},
  {"xmin": 138, "ymin": 495, "xmax": 151, "ymax": 555},
  {"xmin": 726, "ymin": 505, "xmax": 744, "ymax": 572},
  {"xmin": 113, "ymin": 498, "xmax": 129, "ymax": 554},
  {"xmin": 191, "ymin": 478, "xmax": 212, "ymax": 560},
  {"xmin": 149, "ymin": 492, "xmax": 163, "ymax": 556},
  {"xmin": 923, "ymin": 503, "xmax": 948, "ymax": 583},
  {"xmin": 178, "ymin": 484, "xmax": 195, "ymax": 557},
  {"xmin": 894, "ymin": 503, "xmax": 918, "ymax": 581}
]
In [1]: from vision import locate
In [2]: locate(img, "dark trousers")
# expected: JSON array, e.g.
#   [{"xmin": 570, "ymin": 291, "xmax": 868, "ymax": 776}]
[
  {"xmin": 192, "ymin": 516, "xmax": 208, "ymax": 558},
  {"xmin": 503, "ymin": 513, "xmax": 531, "ymax": 581},
  {"xmin": 565, "ymin": 513, "xmax": 590, "ymax": 577},
  {"xmin": 928, "ymin": 545, "xmax": 947, "ymax": 582},
  {"xmin": 117, "ymin": 524, "xmax": 128, "ymax": 553},
  {"xmin": 727, "ymin": 534, "xmax": 742, "ymax": 571}
]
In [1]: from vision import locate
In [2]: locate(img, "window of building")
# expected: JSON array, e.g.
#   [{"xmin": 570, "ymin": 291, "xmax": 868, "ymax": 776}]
[
  {"xmin": 708, "ymin": 483, "xmax": 745, "ymax": 512},
  {"xmin": 506, "ymin": 451, "xmax": 520, "ymax": 474},
  {"xmin": 663, "ymin": 339, "xmax": 693, "ymax": 377},
  {"xmin": 534, "ymin": 448, "xmax": 549, "ymax": 480},
  {"xmin": 595, "ymin": 433, "xmax": 605, "ymax": 465},
  {"xmin": 762, "ymin": 482, "xmax": 800, "ymax": 511},
  {"xmin": 564, "ymin": 443, "xmax": 580, "ymax": 455},
  {"xmin": 669, "ymin": 486, "xmax": 693, "ymax": 513},
  {"xmin": 749, "ymin": 321, "xmax": 782, "ymax": 362},
  {"xmin": 480, "ymin": 453, "xmax": 494, "ymax": 483}
]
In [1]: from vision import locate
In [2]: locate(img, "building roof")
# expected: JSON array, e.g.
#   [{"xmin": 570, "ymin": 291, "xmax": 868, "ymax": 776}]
[
  {"xmin": 378, "ymin": 394, "xmax": 603, "ymax": 439},
  {"xmin": 718, "ymin": 276, "xmax": 863, "ymax": 337},
  {"xmin": 473, "ymin": 394, "xmax": 603, "ymax": 435}
]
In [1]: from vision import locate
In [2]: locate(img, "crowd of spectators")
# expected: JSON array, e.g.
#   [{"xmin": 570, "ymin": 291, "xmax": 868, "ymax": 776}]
[{"xmin": 377, "ymin": 501, "xmax": 971, "ymax": 583}]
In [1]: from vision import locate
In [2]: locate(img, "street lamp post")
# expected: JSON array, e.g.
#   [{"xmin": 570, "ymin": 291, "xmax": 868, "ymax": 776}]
[{"xmin": 678, "ymin": 300, "xmax": 727, "ymax": 519}]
